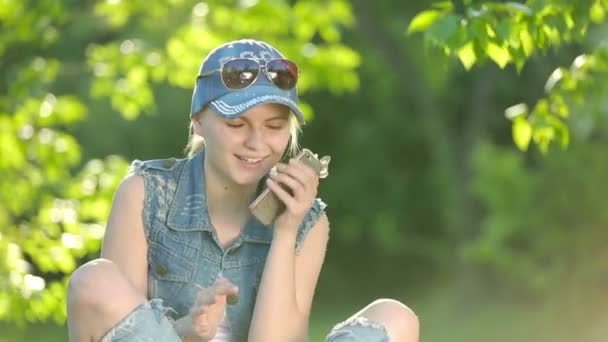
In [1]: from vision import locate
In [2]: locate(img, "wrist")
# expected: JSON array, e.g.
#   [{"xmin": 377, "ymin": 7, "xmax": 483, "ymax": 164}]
[
  {"xmin": 272, "ymin": 228, "xmax": 299, "ymax": 253},
  {"xmin": 173, "ymin": 316, "xmax": 194, "ymax": 340},
  {"xmin": 272, "ymin": 223, "xmax": 298, "ymax": 239},
  {"xmin": 174, "ymin": 315, "xmax": 215, "ymax": 342}
]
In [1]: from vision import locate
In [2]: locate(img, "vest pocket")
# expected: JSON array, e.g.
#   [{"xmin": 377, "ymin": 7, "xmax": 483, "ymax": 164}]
[{"xmin": 148, "ymin": 239, "xmax": 194, "ymax": 305}]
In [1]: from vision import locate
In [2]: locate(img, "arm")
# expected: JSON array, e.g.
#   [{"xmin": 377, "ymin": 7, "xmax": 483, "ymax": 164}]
[
  {"xmin": 102, "ymin": 173, "xmax": 235, "ymax": 341},
  {"xmin": 248, "ymin": 160, "xmax": 330, "ymax": 342},
  {"xmin": 101, "ymin": 174, "xmax": 194, "ymax": 339},
  {"xmin": 249, "ymin": 215, "xmax": 329, "ymax": 342},
  {"xmin": 100, "ymin": 174, "xmax": 149, "ymax": 297}
]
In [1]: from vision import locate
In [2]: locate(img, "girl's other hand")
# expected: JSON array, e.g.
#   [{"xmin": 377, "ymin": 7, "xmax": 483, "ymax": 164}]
[{"xmin": 183, "ymin": 277, "xmax": 239, "ymax": 341}]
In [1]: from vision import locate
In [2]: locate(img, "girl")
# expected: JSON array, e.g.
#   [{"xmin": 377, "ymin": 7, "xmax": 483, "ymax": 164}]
[{"xmin": 67, "ymin": 39, "xmax": 419, "ymax": 342}]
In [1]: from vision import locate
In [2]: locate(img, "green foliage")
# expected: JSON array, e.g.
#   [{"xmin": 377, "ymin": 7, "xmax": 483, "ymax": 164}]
[
  {"xmin": 0, "ymin": 88, "xmax": 129, "ymax": 324},
  {"xmin": 408, "ymin": 0, "xmax": 604, "ymax": 70},
  {"xmin": 409, "ymin": 0, "xmax": 608, "ymax": 153},
  {"xmin": 506, "ymin": 46, "xmax": 608, "ymax": 152},
  {"xmin": 467, "ymin": 141, "xmax": 608, "ymax": 298},
  {"xmin": 0, "ymin": 1, "xmax": 127, "ymax": 324},
  {"xmin": 87, "ymin": 0, "xmax": 359, "ymax": 120}
]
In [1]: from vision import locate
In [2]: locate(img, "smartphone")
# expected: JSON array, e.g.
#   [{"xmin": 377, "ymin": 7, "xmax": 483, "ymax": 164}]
[{"xmin": 249, "ymin": 149, "xmax": 323, "ymax": 225}]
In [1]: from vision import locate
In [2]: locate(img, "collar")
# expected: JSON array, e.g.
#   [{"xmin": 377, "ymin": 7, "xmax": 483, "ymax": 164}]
[
  {"xmin": 166, "ymin": 151, "xmax": 273, "ymax": 244},
  {"xmin": 166, "ymin": 152, "xmax": 213, "ymax": 232}
]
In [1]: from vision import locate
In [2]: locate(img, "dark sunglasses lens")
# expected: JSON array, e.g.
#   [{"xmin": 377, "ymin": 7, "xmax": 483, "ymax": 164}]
[
  {"xmin": 222, "ymin": 59, "xmax": 259, "ymax": 89},
  {"xmin": 266, "ymin": 59, "xmax": 298, "ymax": 90}
]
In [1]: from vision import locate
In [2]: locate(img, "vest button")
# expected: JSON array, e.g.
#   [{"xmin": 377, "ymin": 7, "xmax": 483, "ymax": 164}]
[
  {"xmin": 227, "ymin": 293, "xmax": 240, "ymax": 305},
  {"xmin": 155, "ymin": 264, "xmax": 167, "ymax": 276}
]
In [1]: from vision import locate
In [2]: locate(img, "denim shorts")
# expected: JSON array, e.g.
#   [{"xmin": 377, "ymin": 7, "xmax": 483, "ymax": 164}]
[
  {"xmin": 326, "ymin": 316, "xmax": 390, "ymax": 342},
  {"xmin": 101, "ymin": 299, "xmax": 390, "ymax": 342},
  {"xmin": 100, "ymin": 299, "xmax": 180, "ymax": 342}
]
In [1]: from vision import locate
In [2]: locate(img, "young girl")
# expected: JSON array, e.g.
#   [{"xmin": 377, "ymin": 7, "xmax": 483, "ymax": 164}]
[{"xmin": 67, "ymin": 39, "xmax": 419, "ymax": 342}]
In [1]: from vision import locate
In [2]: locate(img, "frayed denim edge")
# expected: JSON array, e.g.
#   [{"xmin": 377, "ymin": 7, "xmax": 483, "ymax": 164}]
[
  {"xmin": 333, "ymin": 316, "xmax": 387, "ymax": 331},
  {"xmin": 99, "ymin": 298, "xmax": 176, "ymax": 342}
]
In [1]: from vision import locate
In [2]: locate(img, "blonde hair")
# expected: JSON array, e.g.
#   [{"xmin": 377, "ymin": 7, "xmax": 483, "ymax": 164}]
[{"xmin": 184, "ymin": 107, "xmax": 302, "ymax": 158}]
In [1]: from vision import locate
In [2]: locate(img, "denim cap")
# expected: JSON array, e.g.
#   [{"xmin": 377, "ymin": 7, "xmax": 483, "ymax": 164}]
[{"xmin": 190, "ymin": 39, "xmax": 305, "ymax": 124}]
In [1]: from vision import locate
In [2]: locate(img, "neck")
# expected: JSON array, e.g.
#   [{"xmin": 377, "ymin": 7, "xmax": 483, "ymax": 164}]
[{"xmin": 203, "ymin": 158, "xmax": 260, "ymax": 220}]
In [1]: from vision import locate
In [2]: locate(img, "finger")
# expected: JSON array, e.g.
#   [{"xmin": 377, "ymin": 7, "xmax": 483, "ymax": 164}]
[
  {"xmin": 214, "ymin": 276, "xmax": 236, "ymax": 288},
  {"xmin": 286, "ymin": 160, "xmax": 319, "ymax": 191},
  {"xmin": 194, "ymin": 282, "xmax": 212, "ymax": 298},
  {"xmin": 193, "ymin": 311, "xmax": 209, "ymax": 324},
  {"xmin": 288, "ymin": 159, "xmax": 320, "ymax": 183},
  {"xmin": 196, "ymin": 326, "xmax": 215, "ymax": 339},
  {"xmin": 270, "ymin": 172, "xmax": 304, "ymax": 198},
  {"xmin": 280, "ymin": 160, "xmax": 319, "ymax": 198},
  {"xmin": 191, "ymin": 303, "xmax": 210, "ymax": 316},
  {"xmin": 214, "ymin": 277, "xmax": 239, "ymax": 296},
  {"xmin": 196, "ymin": 287, "xmax": 217, "ymax": 306},
  {"xmin": 193, "ymin": 317, "xmax": 214, "ymax": 338},
  {"xmin": 195, "ymin": 323, "xmax": 216, "ymax": 339},
  {"xmin": 215, "ymin": 283, "xmax": 239, "ymax": 296},
  {"xmin": 214, "ymin": 277, "xmax": 240, "ymax": 305},
  {"xmin": 275, "ymin": 162, "xmax": 309, "ymax": 188},
  {"xmin": 266, "ymin": 178, "xmax": 298, "ymax": 208}
]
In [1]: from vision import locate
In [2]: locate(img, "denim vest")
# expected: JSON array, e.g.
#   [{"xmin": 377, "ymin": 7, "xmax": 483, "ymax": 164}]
[{"xmin": 128, "ymin": 151, "xmax": 326, "ymax": 342}]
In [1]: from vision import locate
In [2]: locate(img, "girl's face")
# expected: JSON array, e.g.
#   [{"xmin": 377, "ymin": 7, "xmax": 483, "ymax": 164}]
[{"xmin": 194, "ymin": 103, "xmax": 292, "ymax": 186}]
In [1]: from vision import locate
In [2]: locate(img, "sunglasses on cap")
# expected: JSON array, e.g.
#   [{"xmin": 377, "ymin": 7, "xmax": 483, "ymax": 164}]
[{"xmin": 197, "ymin": 58, "xmax": 299, "ymax": 91}]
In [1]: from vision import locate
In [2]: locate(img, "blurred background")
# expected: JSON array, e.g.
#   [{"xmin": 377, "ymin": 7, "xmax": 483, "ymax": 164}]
[{"xmin": 2, "ymin": 0, "xmax": 608, "ymax": 341}]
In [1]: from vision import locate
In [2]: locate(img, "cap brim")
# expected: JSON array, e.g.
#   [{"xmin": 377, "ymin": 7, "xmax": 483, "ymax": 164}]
[{"xmin": 208, "ymin": 85, "xmax": 305, "ymax": 124}]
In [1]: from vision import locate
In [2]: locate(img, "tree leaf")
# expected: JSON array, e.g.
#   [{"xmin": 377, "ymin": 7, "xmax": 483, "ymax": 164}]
[
  {"xmin": 487, "ymin": 42, "xmax": 512, "ymax": 68},
  {"xmin": 457, "ymin": 42, "xmax": 477, "ymax": 70},
  {"xmin": 519, "ymin": 26, "xmax": 535, "ymax": 57},
  {"xmin": 590, "ymin": 0, "xmax": 605, "ymax": 23},
  {"xmin": 513, "ymin": 116, "xmax": 532, "ymax": 151},
  {"xmin": 407, "ymin": 10, "xmax": 443, "ymax": 34},
  {"xmin": 426, "ymin": 13, "xmax": 461, "ymax": 43}
]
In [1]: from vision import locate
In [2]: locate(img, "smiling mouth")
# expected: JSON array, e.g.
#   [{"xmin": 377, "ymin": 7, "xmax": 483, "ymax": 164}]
[{"xmin": 236, "ymin": 155, "xmax": 265, "ymax": 164}]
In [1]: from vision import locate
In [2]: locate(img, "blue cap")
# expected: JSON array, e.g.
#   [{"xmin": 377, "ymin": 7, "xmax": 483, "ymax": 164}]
[{"xmin": 190, "ymin": 39, "xmax": 304, "ymax": 124}]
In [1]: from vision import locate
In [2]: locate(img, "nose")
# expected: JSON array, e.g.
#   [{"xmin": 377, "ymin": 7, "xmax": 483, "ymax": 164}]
[{"xmin": 244, "ymin": 126, "xmax": 264, "ymax": 150}]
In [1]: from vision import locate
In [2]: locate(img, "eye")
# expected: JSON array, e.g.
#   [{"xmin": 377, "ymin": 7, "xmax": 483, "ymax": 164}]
[
  {"xmin": 226, "ymin": 122, "xmax": 244, "ymax": 128},
  {"xmin": 265, "ymin": 119, "xmax": 287, "ymax": 130},
  {"xmin": 267, "ymin": 124, "xmax": 285, "ymax": 130}
]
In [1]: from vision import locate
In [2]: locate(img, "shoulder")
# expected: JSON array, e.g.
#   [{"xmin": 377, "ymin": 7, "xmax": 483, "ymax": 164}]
[
  {"xmin": 114, "ymin": 172, "xmax": 145, "ymax": 205},
  {"xmin": 121, "ymin": 156, "xmax": 189, "ymax": 203},
  {"xmin": 128, "ymin": 156, "xmax": 187, "ymax": 175}
]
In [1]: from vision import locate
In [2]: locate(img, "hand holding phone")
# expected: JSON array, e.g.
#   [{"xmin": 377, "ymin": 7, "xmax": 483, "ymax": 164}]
[{"xmin": 249, "ymin": 148, "xmax": 330, "ymax": 225}]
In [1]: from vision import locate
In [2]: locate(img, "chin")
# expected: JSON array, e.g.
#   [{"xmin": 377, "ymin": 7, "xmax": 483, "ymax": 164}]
[
  {"xmin": 231, "ymin": 172, "xmax": 265, "ymax": 187},
  {"xmin": 230, "ymin": 164, "xmax": 270, "ymax": 185}
]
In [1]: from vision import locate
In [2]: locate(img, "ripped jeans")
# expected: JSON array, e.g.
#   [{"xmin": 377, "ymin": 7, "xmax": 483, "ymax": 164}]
[
  {"xmin": 325, "ymin": 316, "xmax": 390, "ymax": 342},
  {"xmin": 101, "ymin": 299, "xmax": 390, "ymax": 342},
  {"xmin": 100, "ymin": 299, "xmax": 180, "ymax": 342}
]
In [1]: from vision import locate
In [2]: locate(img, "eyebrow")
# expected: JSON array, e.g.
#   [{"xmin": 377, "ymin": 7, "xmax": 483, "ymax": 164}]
[{"xmin": 232, "ymin": 115, "xmax": 288, "ymax": 123}]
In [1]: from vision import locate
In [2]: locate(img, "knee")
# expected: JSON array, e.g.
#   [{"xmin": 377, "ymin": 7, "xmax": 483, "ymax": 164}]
[
  {"xmin": 67, "ymin": 258, "xmax": 122, "ymax": 310},
  {"xmin": 366, "ymin": 298, "xmax": 419, "ymax": 341}
]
